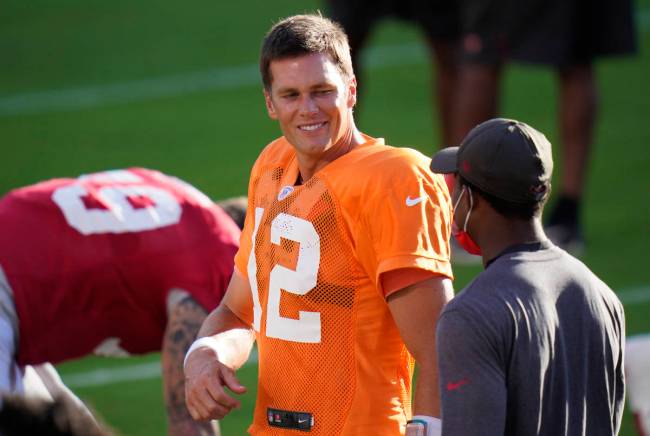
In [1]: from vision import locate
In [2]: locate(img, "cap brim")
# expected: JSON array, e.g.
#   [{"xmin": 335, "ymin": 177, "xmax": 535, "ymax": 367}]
[{"xmin": 430, "ymin": 147, "xmax": 459, "ymax": 174}]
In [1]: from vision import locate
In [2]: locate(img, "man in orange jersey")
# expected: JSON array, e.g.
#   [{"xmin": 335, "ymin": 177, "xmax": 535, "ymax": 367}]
[{"xmin": 184, "ymin": 14, "xmax": 454, "ymax": 435}]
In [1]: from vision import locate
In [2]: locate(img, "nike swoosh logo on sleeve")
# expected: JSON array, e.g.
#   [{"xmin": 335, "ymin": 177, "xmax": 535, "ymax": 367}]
[{"xmin": 406, "ymin": 195, "xmax": 426, "ymax": 207}]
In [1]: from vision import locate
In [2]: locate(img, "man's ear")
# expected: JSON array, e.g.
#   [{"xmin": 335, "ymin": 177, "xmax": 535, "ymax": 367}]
[
  {"xmin": 347, "ymin": 76, "xmax": 358, "ymax": 109},
  {"xmin": 264, "ymin": 89, "xmax": 278, "ymax": 120}
]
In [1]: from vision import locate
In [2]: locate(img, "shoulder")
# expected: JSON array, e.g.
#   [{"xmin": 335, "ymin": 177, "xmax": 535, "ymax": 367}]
[
  {"xmin": 527, "ymin": 244, "xmax": 621, "ymax": 306},
  {"xmin": 353, "ymin": 143, "xmax": 432, "ymax": 174},
  {"xmin": 362, "ymin": 145, "xmax": 447, "ymax": 198},
  {"xmin": 250, "ymin": 137, "xmax": 295, "ymax": 174},
  {"xmin": 324, "ymin": 140, "xmax": 447, "ymax": 198},
  {"xmin": 441, "ymin": 270, "xmax": 515, "ymax": 325},
  {"xmin": 112, "ymin": 169, "xmax": 239, "ymax": 233},
  {"xmin": 555, "ymin": 248, "xmax": 624, "ymax": 312},
  {"xmin": 128, "ymin": 168, "xmax": 214, "ymax": 206},
  {"xmin": 0, "ymin": 177, "xmax": 75, "ymax": 220}
]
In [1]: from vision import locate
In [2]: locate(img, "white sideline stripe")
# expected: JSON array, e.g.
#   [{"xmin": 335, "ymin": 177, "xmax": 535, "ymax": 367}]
[
  {"xmin": 63, "ymin": 361, "xmax": 162, "ymax": 388},
  {"xmin": 618, "ymin": 286, "xmax": 650, "ymax": 305},
  {"xmin": 0, "ymin": 43, "xmax": 427, "ymax": 117},
  {"xmin": 3, "ymin": 5, "xmax": 648, "ymax": 118},
  {"xmin": 61, "ymin": 286, "xmax": 650, "ymax": 389},
  {"xmin": 62, "ymin": 348, "xmax": 259, "ymax": 389}
]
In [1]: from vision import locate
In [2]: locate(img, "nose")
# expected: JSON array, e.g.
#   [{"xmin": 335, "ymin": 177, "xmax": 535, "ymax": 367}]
[{"xmin": 298, "ymin": 95, "xmax": 318, "ymax": 116}]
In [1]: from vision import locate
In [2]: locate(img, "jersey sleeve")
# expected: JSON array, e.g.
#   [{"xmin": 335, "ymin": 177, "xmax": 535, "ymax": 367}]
[
  {"xmin": 357, "ymin": 151, "xmax": 453, "ymax": 296},
  {"xmin": 437, "ymin": 308, "xmax": 507, "ymax": 436},
  {"xmin": 233, "ymin": 157, "xmax": 263, "ymax": 280}
]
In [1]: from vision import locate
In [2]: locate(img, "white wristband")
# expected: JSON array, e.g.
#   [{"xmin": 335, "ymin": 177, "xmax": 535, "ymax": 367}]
[
  {"xmin": 183, "ymin": 336, "xmax": 220, "ymax": 368},
  {"xmin": 407, "ymin": 415, "xmax": 441, "ymax": 436}
]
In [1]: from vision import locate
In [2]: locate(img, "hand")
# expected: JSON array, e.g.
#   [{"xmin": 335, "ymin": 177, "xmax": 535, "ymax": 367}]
[{"xmin": 184, "ymin": 347, "xmax": 247, "ymax": 421}]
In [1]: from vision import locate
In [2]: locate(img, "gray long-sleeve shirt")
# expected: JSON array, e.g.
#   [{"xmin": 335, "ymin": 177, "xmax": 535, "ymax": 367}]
[{"xmin": 437, "ymin": 241, "xmax": 625, "ymax": 436}]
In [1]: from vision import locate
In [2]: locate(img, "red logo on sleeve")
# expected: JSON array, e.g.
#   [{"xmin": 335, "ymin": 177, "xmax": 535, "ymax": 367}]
[{"xmin": 446, "ymin": 379, "xmax": 469, "ymax": 391}]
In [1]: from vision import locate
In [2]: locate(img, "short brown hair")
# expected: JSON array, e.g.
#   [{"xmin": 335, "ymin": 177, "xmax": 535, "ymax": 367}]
[{"xmin": 260, "ymin": 14, "xmax": 353, "ymax": 90}]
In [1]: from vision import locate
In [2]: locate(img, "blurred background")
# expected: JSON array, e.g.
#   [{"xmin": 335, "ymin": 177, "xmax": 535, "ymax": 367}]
[{"xmin": 1, "ymin": 0, "xmax": 648, "ymax": 434}]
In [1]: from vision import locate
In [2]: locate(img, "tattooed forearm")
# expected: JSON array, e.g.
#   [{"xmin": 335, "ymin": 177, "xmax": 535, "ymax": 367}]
[{"xmin": 162, "ymin": 295, "xmax": 220, "ymax": 436}]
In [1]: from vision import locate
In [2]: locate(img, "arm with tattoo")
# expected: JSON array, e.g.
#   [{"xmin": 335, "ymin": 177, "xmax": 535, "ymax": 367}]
[{"xmin": 162, "ymin": 295, "xmax": 220, "ymax": 435}]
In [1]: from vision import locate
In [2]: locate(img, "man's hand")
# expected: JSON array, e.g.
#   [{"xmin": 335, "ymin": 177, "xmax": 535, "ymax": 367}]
[
  {"xmin": 184, "ymin": 346, "xmax": 247, "ymax": 421},
  {"xmin": 183, "ymin": 270, "xmax": 256, "ymax": 423}
]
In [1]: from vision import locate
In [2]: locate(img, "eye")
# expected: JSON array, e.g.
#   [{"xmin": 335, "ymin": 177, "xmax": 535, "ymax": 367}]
[{"xmin": 316, "ymin": 89, "xmax": 333, "ymax": 95}]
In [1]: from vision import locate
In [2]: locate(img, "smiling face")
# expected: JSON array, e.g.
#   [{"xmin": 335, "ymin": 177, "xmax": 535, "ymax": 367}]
[{"xmin": 263, "ymin": 52, "xmax": 357, "ymax": 162}]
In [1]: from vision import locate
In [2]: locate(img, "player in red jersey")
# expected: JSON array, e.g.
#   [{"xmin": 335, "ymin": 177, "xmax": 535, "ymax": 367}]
[{"xmin": 0, "ymin": 168, "xmax": 243, "ymax": 436}]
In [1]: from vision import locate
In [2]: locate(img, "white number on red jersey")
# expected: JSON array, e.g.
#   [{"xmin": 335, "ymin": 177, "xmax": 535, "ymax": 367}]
[
  {"xmin": 52, "ymin": 169, "xmax": 182, "ymax": 235},
  {"xmin": 248, "ymin": 208, "xmax": 321, "ymax": 343}
]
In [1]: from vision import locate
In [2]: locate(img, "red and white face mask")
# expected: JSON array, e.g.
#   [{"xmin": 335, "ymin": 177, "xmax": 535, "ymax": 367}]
[{"xmin": 452, "ymin": 185, "xmax": 482, "ymax": 256}]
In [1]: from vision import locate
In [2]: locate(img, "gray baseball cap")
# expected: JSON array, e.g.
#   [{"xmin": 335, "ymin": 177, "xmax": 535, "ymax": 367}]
[{"xmin": 430, "ymin": 118, "xmax": 553, "ymax": 204}]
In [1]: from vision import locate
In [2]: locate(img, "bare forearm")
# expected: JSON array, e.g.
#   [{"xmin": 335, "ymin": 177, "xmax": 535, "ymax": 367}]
[
  {"xmin": 197, "ymin": 304, "xmax": 255, "ymax": 370},
  {"xmin": 387, "ymin": 276, "xmax": 453, "ymax": 419},
  {"xmin": 414, "ymin": 362, "xmax": 441, "ymax": 417},
  {"xmin": 198, "ymin": 303, "xmax": 250, "ymax": 337}
]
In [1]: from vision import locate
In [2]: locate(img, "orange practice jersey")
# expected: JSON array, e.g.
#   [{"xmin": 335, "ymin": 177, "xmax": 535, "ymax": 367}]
[{"xmin": 230, "ymin": 135, "xmax": 453, "ymax": 435}]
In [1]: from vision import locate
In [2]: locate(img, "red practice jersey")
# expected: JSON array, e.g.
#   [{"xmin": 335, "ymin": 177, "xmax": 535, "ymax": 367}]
[{"xmin": 0, "ymin": 168, "xmax": 240, "ymax": 365}]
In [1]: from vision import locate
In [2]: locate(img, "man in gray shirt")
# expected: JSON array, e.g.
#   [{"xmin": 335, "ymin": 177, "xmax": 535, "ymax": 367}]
[{"xmin": 429, "ymin": 118, "xmax": 625, "ymax": 435}]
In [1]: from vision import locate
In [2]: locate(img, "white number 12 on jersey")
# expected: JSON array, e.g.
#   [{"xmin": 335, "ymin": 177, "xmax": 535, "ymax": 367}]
[{"xmin": 247, "ymin": 207, "xmax": 321, "ymax": 343}]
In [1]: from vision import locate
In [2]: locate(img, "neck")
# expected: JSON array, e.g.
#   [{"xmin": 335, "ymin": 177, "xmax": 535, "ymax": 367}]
[
  {"xmin": 478, "ymin": 216, "xmax": 546, "ymax": 267},
  {"xmin": 296, "ymin": 124, "xmax": 364, "ymax": 183}
]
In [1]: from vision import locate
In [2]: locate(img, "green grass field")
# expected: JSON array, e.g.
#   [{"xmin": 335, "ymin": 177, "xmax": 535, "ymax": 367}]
[{"xmin": 2, "ymin": 1, "xmax": 649, "ymax": 434}]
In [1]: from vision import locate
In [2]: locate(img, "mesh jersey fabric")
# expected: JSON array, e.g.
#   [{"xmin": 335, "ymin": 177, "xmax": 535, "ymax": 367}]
[
  {"xmin": 231, "ymin": 135, "xmax": 452, "ymax": 435},
  {"xmin": 0, "ymin": 168, "xmax": 240, "ymax": 365}
]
